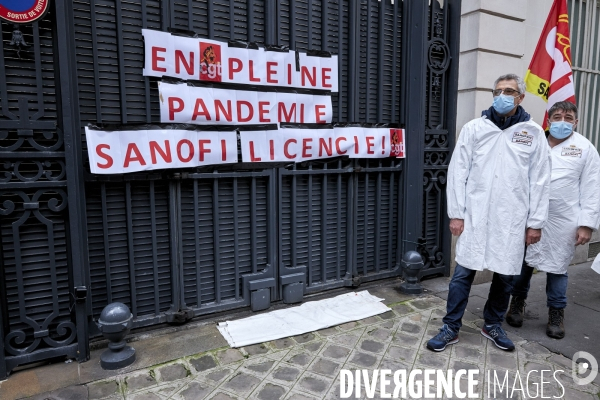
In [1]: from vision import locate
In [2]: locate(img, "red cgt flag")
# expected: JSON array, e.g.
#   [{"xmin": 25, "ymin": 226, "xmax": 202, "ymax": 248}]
[{"xmin": 524, "ymin": 0, "xmax": 575, "ymax": 129}]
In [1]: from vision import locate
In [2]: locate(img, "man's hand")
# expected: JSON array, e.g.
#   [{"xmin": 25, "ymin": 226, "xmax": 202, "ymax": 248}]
[
  {"xmin": 525, "ymin": 228, "xmax": 542, "ymax": 246},
  {"xmin": 575, "ymin": 226, "xmax": 593, "ymax": 246},
  {"xmin": 449, "ymin": 218, "xmax": 464, "ymax": 236}
]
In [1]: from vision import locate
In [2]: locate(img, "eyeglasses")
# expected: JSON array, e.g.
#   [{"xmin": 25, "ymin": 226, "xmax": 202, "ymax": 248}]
[{"xmin": 491, "ymin": 88, "xmax": 521, "ymax": 96}]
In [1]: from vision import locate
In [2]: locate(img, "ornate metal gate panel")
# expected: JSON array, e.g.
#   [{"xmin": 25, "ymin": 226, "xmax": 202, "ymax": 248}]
[{"xmin": 0, "ymin": 0, "xmax": 90, "ymax": 378}]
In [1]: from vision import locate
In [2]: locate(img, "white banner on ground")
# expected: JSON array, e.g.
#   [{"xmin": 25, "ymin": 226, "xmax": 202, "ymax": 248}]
[
  {"xmin": 143, "ymin": 29, "xmax": 339, "ymax": 92},
  {"xmin": 159, "ymin": 82, "xmax": 332, "ymax": 125},
  {"xmin": 85, "ymin": 126, "xmax": 238, "ymax": 174},
  {"xmin": 217, "ymin": 291, "xmax": 389, "ymax": 348}
]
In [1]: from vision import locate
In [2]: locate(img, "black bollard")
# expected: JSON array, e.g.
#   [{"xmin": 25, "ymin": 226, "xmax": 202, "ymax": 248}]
[
  {"xmin": 399, "ymin": 251, "xmax": 425, "ymax": 294},
  {"xmin": 97, "ymin": 302, "xmax": 136, "ymax": 370}
]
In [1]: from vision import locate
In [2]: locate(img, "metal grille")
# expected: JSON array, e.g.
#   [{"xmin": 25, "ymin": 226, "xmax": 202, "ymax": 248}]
[
  {"xmin": 179, "ymin": 171, "xmax": 274, "ymax": 316},
  {"xmin": 569, "ymin": 0, "xmax": 600, "ymax": 147},
  {"xmin": 86, "ymin": 180, "xmax": 173, "ymax": 326},
  {"xmin": 73, "ymin": 0, "xmax": 162, "ymax": 126},
  {"xmin": 355, "ymin": 159, "xmax": 402, "ymax": 278},
  {"xmin": 279, "ymin": 159, "xmax": 352, "ymax": 292}
]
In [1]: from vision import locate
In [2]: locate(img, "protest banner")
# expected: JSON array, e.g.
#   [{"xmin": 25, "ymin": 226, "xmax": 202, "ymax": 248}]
[
  {"xmin": 143, "ymin": 29, "xmax": 338, "ymax": 92},
  {"xmin": 239, "ymin": 124, "xmax": 406, "ymax": 163},
  {"xmin": 85, "ymin": 124, "xmax": 406, "ymax": 174},
  {"xmin": 158, "ymin": 82, "xmax": 332, "ymax": 125},
  {"xmin": 85, "ymin": 125, "xmax": 238, "ymax": 174}
]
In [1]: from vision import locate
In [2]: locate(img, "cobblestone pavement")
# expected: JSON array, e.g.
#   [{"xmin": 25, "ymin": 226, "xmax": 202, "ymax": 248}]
[{"xmin": 29, "ymin": 295, "xmax": 600, "ymax": 400}]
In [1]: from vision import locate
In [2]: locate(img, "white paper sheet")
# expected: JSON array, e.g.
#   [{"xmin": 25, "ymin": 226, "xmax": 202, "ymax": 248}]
[
  {"xmin": 217, "ymin": 291, "xmax": 390, "ymax": 348},
  {"xmin": 591, "ymin": 253, "xmax": 600, "ymax": 274}
]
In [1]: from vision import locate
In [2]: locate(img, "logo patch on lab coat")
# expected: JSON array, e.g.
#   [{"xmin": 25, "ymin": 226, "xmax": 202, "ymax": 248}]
[
  {"xmin": 512, "ymin": 131, "xmax": 533, "ymax": 146},
  {"xmin": 561, "ymin": 146, "xmax": 582, "ymax": 157}
]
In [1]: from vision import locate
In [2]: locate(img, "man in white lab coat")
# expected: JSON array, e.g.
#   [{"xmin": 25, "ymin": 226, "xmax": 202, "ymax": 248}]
[
  {"xmin": 427, "ymin": 74, "xmax": 551, "ymax": 352},
  {"xmin": 506, "ymin": 101, "xmax": 600, "ymax": 339}
]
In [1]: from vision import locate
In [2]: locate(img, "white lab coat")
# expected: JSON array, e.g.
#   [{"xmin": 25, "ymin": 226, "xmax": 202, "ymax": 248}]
[
  {"xmin": 525, "ymin": 132, "xmax": 600, "ymax": 274},
  {"xmin": 447, "ymin": 117, "xmax": 551, "ymax": 275}
]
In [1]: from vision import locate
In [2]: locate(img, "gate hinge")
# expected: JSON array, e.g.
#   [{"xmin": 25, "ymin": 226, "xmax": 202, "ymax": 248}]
[
  {"xmin": 166, "ymin": 308, "xmax": 193, "ymax": 324},
  {"xmin": 344, "ymin": 275, "xmax": 361, "ymax": 288},
  {"xmin": 74, "ymin": 286, "xmax": 87, "ymax": 304}
]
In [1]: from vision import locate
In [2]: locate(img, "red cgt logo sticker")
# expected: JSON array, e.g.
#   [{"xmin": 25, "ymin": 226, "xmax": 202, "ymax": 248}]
[
  {"xmin": 199, "ymin": 42, "xmax": 222, "ymax": 82},
  {"xmin": 390, "ymin": 128, "xmax": 405, "ymax": 158}
]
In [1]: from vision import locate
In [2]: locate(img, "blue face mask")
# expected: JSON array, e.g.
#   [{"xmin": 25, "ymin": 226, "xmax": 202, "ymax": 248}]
[
  {"xmin": 492, "ymin": 94, "xmax": 516, "ymax": 115},
  {"xmin": 549, "ymin": 121, "xmax": 574, "ymax": 139}
]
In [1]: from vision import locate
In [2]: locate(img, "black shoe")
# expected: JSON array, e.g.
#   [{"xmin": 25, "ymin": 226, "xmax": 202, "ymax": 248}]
[
  {"xmin": 505, "ymin": 296, "xmax": 526, "ymax": 327},
  {"xmin": 481, "ymin": 324, "xmax": 515, "ymax": 351},
  {"xmin": 547, "ymin": 308, "xmax": 565, "ymax": 339}
]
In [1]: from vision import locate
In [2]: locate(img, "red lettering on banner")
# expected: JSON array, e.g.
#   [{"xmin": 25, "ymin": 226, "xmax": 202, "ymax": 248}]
[
  {"xmin": 175, "ymin": 50, "xmax": 194, "ymax": 75},
  {"xmin": 177, "ymin": 139, "xmax": 194, "ymax": 162},
  {"xmin": 192, "ymin": 99, "xmax": 211, "ymax": 120},
  {"xmin": 221, "ymin": 140, "xmax": 227, "ymax": 161},
  {"xmin": 152, "ymin": 47, "xmax": 167, "ymax": 72},
  {"xmin": 237, "ymin": 101, "xmax": 253, "ymax": 123},
  {"xmin": 319, "ymin": 138, "xmax": 333, "ymax": 157},
  {"xmin": 229, "ymin": 58, "xmax": 243, "ymax": 79},
  {"xmin": 315, "ymin": 105, "xmax": 326, "ymax": 123},
  {"xmin": 322, "ymin": 68, "xmax": 332, "ymax": 88},
  {"xmin": 269, "ymin": 140, "xmax": 275, "ymax": 160},
  {"xmin": 198, "ymin": 140, "xmax": 211, "ymax": 161},
  {"xmin": 301, "ymin": 66, "xmax": 317, "ymax": 87},
  {"xmin": 215, "ymin": 100, "xmax": 233, "ymax": 122},
  {"xmin": 258, "ymin": 101, "xmax": 270, "ymax": 122},
  {"xmin": 335, "ymin": 137, "xmax": 347, "ymax": 155},
  {"xmin": 287, "ymin": 63, "xmax": 293, "ymax": 85},
  {"xmin": 302, "ymin": 138, "xmax": 313, "ymax": 158},
  {"xmin": 284, "ymin": 139, "xmax": 297, "ymax": 159},
  {"xmin": 266, "ymin": 62, "xmax": 278, "ymax": 83},
  {"xmin": 96, "ymin": 144, "xmax": 114, "ymax": 169},
  {"xmin": 123, "ymin": 143, "xmax": 147, "ymax": 167},
  {"xmin": 381, "ymin": 136, "xmax": 386, "ymax": 155},
  {"xmin": 353, "ymin": 136, "xmax": 359, "ymax": 154},
  {"xmin": 366, "ymin": 136, "xmax": 375, "ymax": 154},
  {"xmin": 150, "ymin": 140, "xmax": 172, "ymax": 164},
  {"xmin": 300, "ymin": 104, "xmax": 305, "ymax": 123},
  {"xmin": 249, "ymin": 60, "xmax": 260, "ymax": 82},
  {"xmin": 168, "ymin": 97, "xmax": 184, "ymax": 120},
  {"xmin": 249, "ymin": 141, "xmax": 261, "ymax": 161},
  {"xmin": 278, "ymin": 102, "xmax": 296, "ymax": 122}
]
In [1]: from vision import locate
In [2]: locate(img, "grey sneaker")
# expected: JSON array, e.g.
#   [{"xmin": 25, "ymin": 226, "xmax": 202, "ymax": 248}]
[{"xmin": 481, "ymin": 324, "xmax": 515, "ymax": 351}]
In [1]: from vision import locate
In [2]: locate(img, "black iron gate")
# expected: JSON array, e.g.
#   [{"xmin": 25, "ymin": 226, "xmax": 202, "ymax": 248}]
[{"xmin": 0, "ymin": 0, "xmax": 460, "ymax": 377}]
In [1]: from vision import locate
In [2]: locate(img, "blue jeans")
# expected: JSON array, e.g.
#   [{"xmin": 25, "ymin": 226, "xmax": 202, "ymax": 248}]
[
  {"xmin": 442, "ymin": 264, "xmax": 513, "ymax": 333},
  {"xmin": 511, "ymin": 262, "xmax": 568, "ymax": 309}
]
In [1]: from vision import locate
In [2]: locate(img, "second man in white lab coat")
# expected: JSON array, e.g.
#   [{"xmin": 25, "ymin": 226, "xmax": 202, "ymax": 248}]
[{"xmin": 506, "ymin": 101, "xmax": 600, "ymax": 339}]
